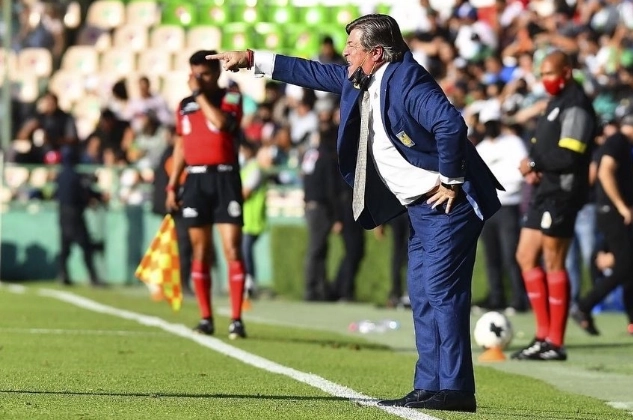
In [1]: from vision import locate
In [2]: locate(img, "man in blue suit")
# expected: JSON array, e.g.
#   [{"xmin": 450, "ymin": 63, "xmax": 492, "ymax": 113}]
[{"xmin": 208, "ymin": 14, "xmax": 502, "ymax": 413}]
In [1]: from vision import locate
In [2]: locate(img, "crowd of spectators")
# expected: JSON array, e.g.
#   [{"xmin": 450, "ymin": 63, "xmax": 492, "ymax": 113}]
[{"xmin": 2, "ymin": 0, "xmax": 633, "ymax": 209}]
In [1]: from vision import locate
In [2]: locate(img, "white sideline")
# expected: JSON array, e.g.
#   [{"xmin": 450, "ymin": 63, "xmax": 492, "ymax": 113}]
[{"xmin": 37, "ymin": 288, "xmax": 440, "ymax": 420}]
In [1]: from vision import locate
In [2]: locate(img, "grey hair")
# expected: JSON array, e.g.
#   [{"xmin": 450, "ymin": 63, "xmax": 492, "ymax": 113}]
[{"xmin": 345, "ymin": 14, "xmax": 409, "ymax": 62}]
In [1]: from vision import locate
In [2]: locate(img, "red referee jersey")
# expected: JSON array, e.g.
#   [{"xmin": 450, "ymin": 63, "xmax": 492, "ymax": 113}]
[{"xmin": 175, "ymin": 89, "xmax": 242, "ymax": 165}]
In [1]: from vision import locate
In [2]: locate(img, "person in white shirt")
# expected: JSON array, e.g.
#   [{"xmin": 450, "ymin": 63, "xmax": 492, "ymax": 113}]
[{"xmin": 475, "ymin": 102, "xmax": 529, "ymax": 313}]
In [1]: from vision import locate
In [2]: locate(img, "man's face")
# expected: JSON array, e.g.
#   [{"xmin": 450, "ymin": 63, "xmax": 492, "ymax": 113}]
[
  {"xmin": 190, "ymin": 64, "xmax": 219, "ymax": 90},
  {"xmin": 343, "ymin": 29, "xmax": 370, "ymax": 78},
  {"xmin": 539, "ymin": 58, "xmax": 567, "ymax": 84}
]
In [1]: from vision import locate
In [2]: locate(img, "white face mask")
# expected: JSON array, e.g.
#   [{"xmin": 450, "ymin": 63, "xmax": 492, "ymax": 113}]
[{"xmin": 238, "ymin": 153, "xmax": 246, "ymax": 167}]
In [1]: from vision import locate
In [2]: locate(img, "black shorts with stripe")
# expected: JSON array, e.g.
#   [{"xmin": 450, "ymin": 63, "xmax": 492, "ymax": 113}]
[
  {"xmin": 181, "ymin": 164, "xmax": 243, "ymax": 227},
  {"xmin": 522, "ymin": 196, "xmax": 580, "ymax": 238}
]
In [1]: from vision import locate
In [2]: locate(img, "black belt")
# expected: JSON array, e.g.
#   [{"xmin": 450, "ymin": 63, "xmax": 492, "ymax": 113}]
[{"xmin": 186, "ymin": 164, "xmax": 236, "ymax": 173}]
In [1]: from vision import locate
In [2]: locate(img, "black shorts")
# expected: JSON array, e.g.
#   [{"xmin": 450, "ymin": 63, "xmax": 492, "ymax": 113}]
[
  {"xmin": 181, "ymin": 164, "xmax": 243, "ymax": 227},
  {"xmin": 522, "ymin": 196, "xmax": 580, "ymax": 238}
]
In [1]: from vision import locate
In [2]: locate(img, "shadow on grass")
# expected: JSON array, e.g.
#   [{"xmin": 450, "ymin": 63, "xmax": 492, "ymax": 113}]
[{"xmin": 0, "ymin": 389, "xmax": 349, "ymax": 401}]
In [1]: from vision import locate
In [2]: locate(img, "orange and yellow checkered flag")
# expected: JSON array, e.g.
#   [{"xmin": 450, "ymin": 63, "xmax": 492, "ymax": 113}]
[{"xmin": 135, "ymin": 215, "xmax": 182, "ymax": 311}]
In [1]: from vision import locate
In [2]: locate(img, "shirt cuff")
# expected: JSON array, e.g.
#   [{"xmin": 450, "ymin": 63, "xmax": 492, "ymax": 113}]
[
  {"xmin": 440, "ymin": 176, "xmax": 465, "ymax": 184},
  {"xmin": 253, "ymin": 50, "xmax": 276, "ymax": 78}
]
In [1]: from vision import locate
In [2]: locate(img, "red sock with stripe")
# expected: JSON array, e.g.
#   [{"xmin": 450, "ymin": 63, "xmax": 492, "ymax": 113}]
[
  {"xmin": 546, "ymin": 270, "xmax": 570, "ymax": 347},
  {"xmin": 523, "ymin": 267, "xmax": 549, "ymax": 340},
  {"xmin": 228, "ymin": 260, "xmax": 245, "ymax": 320},
  {"xmin": 192, "ymin": 260, "xmax": 212, "ymax": 319}
]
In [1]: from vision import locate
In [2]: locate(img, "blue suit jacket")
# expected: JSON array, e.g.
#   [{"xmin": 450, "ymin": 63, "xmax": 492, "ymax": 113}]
[{"xmin": 272, "ymin": 51, "xmax": 503, "ymax": 229}]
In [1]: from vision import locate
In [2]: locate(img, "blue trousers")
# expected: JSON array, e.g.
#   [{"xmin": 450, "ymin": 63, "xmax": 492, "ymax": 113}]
[{"xmin": 407, "ymin": 196, "xmax": 483, "ymax": 393}]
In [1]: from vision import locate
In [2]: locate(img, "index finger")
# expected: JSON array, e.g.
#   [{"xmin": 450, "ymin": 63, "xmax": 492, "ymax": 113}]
[{"xmin": 205, "ymin": 53, "xmax": 224, "ymax": 60}]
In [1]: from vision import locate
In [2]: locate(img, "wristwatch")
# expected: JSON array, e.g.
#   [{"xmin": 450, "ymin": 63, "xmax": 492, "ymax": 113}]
[{"xmin": 441, "ymin": 182, "xmax": 461, "ymax": 192}]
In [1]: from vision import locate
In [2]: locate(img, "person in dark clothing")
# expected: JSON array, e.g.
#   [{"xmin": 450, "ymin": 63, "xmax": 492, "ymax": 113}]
[
  {"xmin": 301, "ymin": 125, "xmax": 342, "ymax": 301},
  {"xmin": 571, "ymin": 115, "xmax": 633, "ymax": 336},
  {"xmin": 56, "ymin": 146, "xmax": 106, "ymax": 286},
  {"xmin": 152, "ymin": 139, "xmax": 194, "ymax": 296}
]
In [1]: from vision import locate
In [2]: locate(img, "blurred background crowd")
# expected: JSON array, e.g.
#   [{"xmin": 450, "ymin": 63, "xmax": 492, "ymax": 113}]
[{"xmin": 1, "ymin": 0, "xmax": 632, "ymax": 306}]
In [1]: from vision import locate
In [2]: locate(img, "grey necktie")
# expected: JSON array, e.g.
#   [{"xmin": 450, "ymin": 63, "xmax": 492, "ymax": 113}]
[{"xmin": 352, "ymin": 91, "xmax": 370, "ymax": 220}]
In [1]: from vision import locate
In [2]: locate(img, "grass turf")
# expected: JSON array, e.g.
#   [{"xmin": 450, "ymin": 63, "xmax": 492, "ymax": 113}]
[{"xmin": 0, "ymin": 282, "xmax": 632, "ymax": 420}]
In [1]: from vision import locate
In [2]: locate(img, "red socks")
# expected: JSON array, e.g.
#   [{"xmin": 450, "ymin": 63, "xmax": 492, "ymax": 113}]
[
  {"xmin": 190, "ymin": 259, "xmax": 245, "ymax": 321},
  {"xmin": 546, "ymin": 270, "xmax": 570, "ymax": 347},
  {"xmin": 523, "ymin": 267, "xmax": 549, "ymax": 340},
  {"xmin": 192, "ymin": 260, "xmax": 212, "ymax": 319},
  {"xmin": 229, "ymin": 260, "xmax": 245, "ymax": 320}
]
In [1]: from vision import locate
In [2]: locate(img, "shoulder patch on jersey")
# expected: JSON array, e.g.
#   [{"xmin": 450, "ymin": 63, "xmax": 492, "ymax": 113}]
[{"xmin": 224, "ymin": 92, "xmax": 241, "ymax": 105}]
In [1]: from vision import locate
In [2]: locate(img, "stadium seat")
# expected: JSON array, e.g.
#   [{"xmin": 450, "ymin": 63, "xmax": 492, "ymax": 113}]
[
  {"xmin": 138, "ymin": 49, "xmax": 173, "ymax": 75},
  {"xmin": 0, "ymin": 50, "xmax": 17, "ymax": 83},
  {"xmin": 219, "ymin": 70, "xmax": 266, "ymax": 103},
  {"xmin": 268, "ymin": 5, "xmax": 297, "ymax": 25},
  {"xmin": 197, "ymin": 3, "xmax": 231, "ymax": 26},
  {"xmin": 73, "ymin": 94, "xmax": 104, "ymax": 121},
  {"xmin": 15, "ymin": 75, "xmax": 40, "ymax": 103},
  {"xmin": 87, "ymin": 0, "xmax": 126, "ymax": 29},
  {"xmin": 161, "ymin": 71, "xmax": 190, "ymax": 111},
  {"xmin": 160, "ymin": 1, "xmax": 196, "ymax": 27},
  {"xmin": 331, "ymin": 5, "xmax": 360, "ymax": 26},
  {"xmin": 221, "ymin": 23, "xmax": 254, "ymax": 51},
  {"xmin": 0, "ymin": 185, "xmax": 13, "ymax": 204},
  {"xmin": 4, "ymin": 166, "xmax": 31, "ymax": 190},
  {"xmin": 186, "ymin": 26, "xmax": 222, "ymax": 51},
  {"xmin": 113, "ymin": 24, "xmax": 149, "ymax": 52},
  {"xmin": 61, "ymin": 46, "xmax": 100, "ymax": 74},
  {"xmin": 296, "ymin": 5, "xmax": 330, "ymax": 27},
  {"xmin": 48, "ymin": 70, "xmax": 86, "ymax": 105},
  {"xmin": 29, "ymin": 167, "xmax": 49, "ymax": 189},
  {"xmin": 100, "ymin": 48, "xmax": 137, "ymax": 76},
  {"xmin": 172, "ymin": 48, "xmax": 197, "ymax": 72},
  {"xmin": 253, "ymin": 23, "xmax": 284, "ymax": 51},
  {"xmin": 285, "ymin": 24, "xmax": 321, "ymax": 58},
  {"xmin": 232, "ymin": 5, "xmax": 264, "ymax": 24},
  {"xmin": 125, "ymin": 1, "xmax": 160, "ymax": 27},
  {"xmin": 150, "ymin": 25, "xmax": 186, "ymax": 52},
  {"xmin": 17, "ymin": 48, "xmax": 53, "ymax": 78}
]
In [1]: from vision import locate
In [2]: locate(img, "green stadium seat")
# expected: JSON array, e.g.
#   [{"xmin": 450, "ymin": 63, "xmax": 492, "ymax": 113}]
[
  {"xmin": 161, "ymin": 1, "xmax": 197, "ymax": 27},
  {"xmin": 285, "ymin": 24, "xmax": 321, "ymax": 58},
  {"xmin": 197, "ymin": 2, "xmax": 232, "ymax": 26},
  {"xmin": 221, "ymin": 23, "xmax": 254, "ymax": 50},
  {"xmin": 296, "ymin": 5, "xmax": 330, "ymax": 27},
  {"xmin": 253, "ymin": 23, "xmax": 284, "ymax": 51},
  {"xmin": 232, "ymin": 5, "xmax": 265, "ymax": 24},
  {"xmin": 375, "ymin": 3, "xmax": 391, "ymax": 15},
  {"xmin": 331, "ymin": 4, "xmax": 360, "ymax": 26},
  {"xmin": 268, "ymin": 5, "xmax": 297, "ymax": 25}
]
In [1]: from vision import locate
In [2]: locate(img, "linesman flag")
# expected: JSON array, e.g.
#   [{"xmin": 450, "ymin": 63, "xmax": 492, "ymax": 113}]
[{"xmin": 135, "ymin": 215, "xmax": 182, "ymax": 311}]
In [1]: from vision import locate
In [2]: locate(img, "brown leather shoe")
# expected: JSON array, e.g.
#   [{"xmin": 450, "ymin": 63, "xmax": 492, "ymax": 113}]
[{"xmin": 377, "ymin": 389, "xmax": 436, "ymax": 407}]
